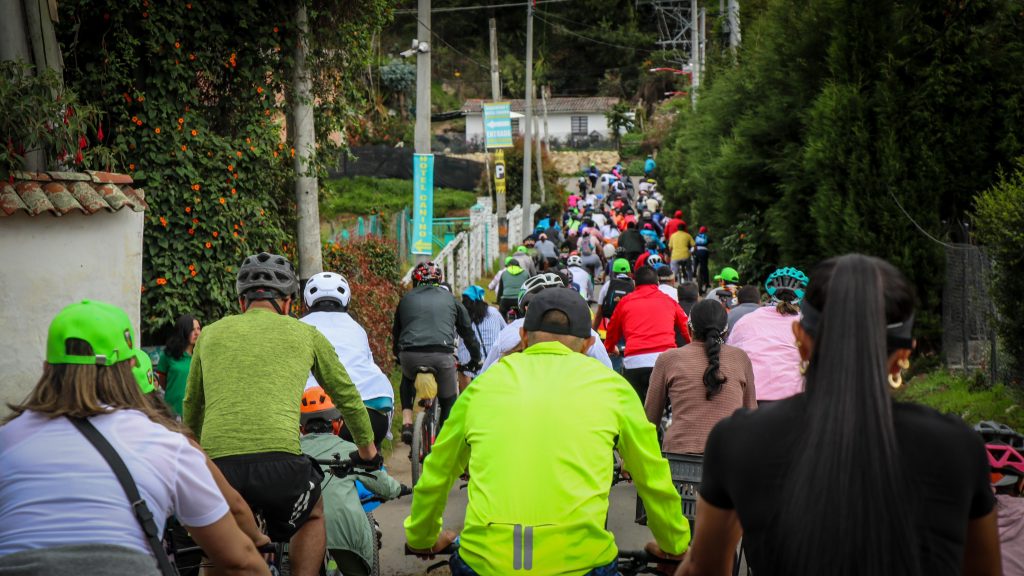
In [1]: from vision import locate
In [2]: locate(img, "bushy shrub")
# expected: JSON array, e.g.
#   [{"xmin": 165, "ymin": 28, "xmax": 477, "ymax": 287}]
[
  {"xmin": 480, "ymin": 137, "xmax": 566, "ymax": 220},
  {"xmin": 321, "ymin": 237, "xmax": 403, "ymax": 373},
  {"xmin": 974, "ymin": 158, "xmax": 1024, "ymax": 380}
]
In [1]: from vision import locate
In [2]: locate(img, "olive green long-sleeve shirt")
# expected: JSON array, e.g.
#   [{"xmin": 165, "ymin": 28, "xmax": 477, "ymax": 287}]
[{"xmin": 183, "ymin": 309, "xmax": 372, "ymax": 459}]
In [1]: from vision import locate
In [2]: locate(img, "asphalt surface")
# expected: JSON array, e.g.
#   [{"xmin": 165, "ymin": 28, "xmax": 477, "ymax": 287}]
[{"xmin": 373, "ymin": 444, "xmax": 658, "ymax": 576}]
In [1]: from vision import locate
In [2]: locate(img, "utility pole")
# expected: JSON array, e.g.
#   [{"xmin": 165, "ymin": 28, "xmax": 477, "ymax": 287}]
[
  {"xmin": 532, "ymin": 83, "xmax": 545, "ymax": 205},
  {"xmin": 292, "ymin": 2, "xmax": 322, "ymax": 279},
  {"xmin": 727, "ymin": 0, "xmax": 741, "ymax": 50},
  {"xmin": 521, "ymin": 1, "xmax": 535, "ymax": 243},
  {"xmin": 489, "ymin": 17, "xmax": 507, "ymax": 248},
  {"xmin": 689, "ymin": 0, "xmax": 700, "ymax": 108},
  {"xmin": 413, "ymin": 0, "xmax": 432, "ymax": 263}
]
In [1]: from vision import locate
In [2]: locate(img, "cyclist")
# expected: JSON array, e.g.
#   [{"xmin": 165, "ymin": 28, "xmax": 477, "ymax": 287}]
[
  {"xmin": 404, "ymin": 288, "xmax": 690, "ymax": 573},
  {"xmin": 726, "ymin": 285, "xmax": 761, "ymax": 333},
  {"xmin": 300, "ymin": 271, "xmax": 393, "ymax": 448},
  {"xmin": 566, "ymin": 254, "xmax": 595, "ymax": 303},
  {"xmin": 392, "ymin": 261, "xmax": 482, "ymax": 441},
  {"xmin": 656, "ymin": 264, "xmax": 679, "ymax": 303},
  {"xmin": 663, "ymin": 210, "xmax": 685, "ymax": 242},
  {"xmin": 705, "ymin": 266, "xmax": 740, "ymax": 309},
  {"xmin": 482, "ymin": 272, "xmax": 612, "ymax": 371},
  {"xmin": 495, "ymin": 256, "xmax": 529, "ymax": 318},
  {"xmin": 299, "ymin": 387, "xmax": 402, "ymax": 576},
  {"xmin": 667, "ymin": 221, "xmax": 696, "ymax": 282},
  {"xmin": 693, "ymin": 226, "xmax": 711, "ymax": 291},
  {"xmin": 644, "ymin": 154, "xmax": 656, "ymax": 177},
  {"xmin": 605, "ymin": 266, "xmax": 691, "ymax": 402},
  {"xmin": 511, "ymin": 245, "xmax": 537, "ymax": 276},
  {"xmin": 456, "ymin": 285, "xmax": 506, "ymax": 391},
  {"xmin": 618, "ymin": 221, "xmax": 646, "ymax": 264},
  {"xmin": 184, "ymin": 252, "xmax": 378, "ymax": 576},
  {"xmin": 587, "ymin": 162, "xmax": 599, "ymax": 189},
  {"xmin": 727, "ymin": 267, "xmax": 807, "ymax": 406},
  {"xmin": 680, "ymin": 255, "xmax": 999, "ymax": 575},
  {"xmin": 534, "ymin": 233, "xmax": 559, "ymax": 265},
  {"xmin": 594, "ymin": 258, "xmax": 636, "ymax": 334},
  {"xmin": 1, "ymin": 300, "xmax": 268, "ymax": 576}
]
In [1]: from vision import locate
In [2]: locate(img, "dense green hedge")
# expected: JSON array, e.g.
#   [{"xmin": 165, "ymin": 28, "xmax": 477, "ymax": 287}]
[{"xmin": 320, "ymin": 176, "xmax": 477, "ymax": 219}]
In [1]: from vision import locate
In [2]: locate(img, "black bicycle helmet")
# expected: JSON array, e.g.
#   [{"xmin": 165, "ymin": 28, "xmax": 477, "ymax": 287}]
[{"xmin": 236, "ymin": 252, "xmax": 298, "ymax": 300}]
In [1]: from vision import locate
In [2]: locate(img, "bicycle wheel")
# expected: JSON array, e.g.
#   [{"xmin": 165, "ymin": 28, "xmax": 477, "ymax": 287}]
[
  {"xmin": 367, "ymin": 512, "xmax": 381, "ymax": 576},
  {"xmin": 411, "ymin": 410, "xmax": 427, "ymax": 486}
]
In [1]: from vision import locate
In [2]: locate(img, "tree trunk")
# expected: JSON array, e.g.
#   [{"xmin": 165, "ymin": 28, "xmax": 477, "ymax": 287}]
[{"xmin": 292, "ymin": 1, "xmax": 322, "ymax": 280}]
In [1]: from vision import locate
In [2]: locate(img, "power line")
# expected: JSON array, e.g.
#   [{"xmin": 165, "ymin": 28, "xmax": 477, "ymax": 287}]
[
  {"xmin": 533, "ymin": 12, "xmax": 654, "ymax": 52},
  {"xmin": 886, "ymin": 187, "xmax": 971, "ymax": 250},
  {"xmin": 395, "ymin": 0, "xmax": 573, "ymax": 15},
  {"xmin": 415, "ymin": 17, "xmax": 491, "ymax": 71}
]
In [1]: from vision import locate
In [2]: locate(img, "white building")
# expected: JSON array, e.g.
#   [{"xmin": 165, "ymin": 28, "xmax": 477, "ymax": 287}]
[
  {"xmin": 462, "ymin": 97, "xmax": 620, "ymax": 148},
  {"xmin": 0, "ymin": 170, "xmax": 146, "ymax": 415}
]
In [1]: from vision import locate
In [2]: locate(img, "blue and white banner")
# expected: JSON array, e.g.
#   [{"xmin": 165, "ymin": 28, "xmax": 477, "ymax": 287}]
[
  {"xmin": 483, "ymin": 102, "xmax": 513, "ymax": 149},
  {"xmin": 411, "ymin": 154, "xmax": 434, "ymax": 255}
]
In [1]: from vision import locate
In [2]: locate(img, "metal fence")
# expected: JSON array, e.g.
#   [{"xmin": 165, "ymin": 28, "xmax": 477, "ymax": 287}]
[
  {"xmin": 943, "ymin": 244, "xmax": 1001, "ymax": 381},
  {"xmin": 325, "ymin": 214, "xmax": 384, "ymax": 244},
  {"xmin": 401, "ymin": 198, "xmax": 539, "ymax": 294},
  {"xmin": 330, "ymin": 145, "xmax": 484, "ymax": 191}
]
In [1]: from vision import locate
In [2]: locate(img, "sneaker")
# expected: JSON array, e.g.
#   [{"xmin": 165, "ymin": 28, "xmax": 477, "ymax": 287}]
[{"xmin": 401, "ymin": 423, "xmax": 414, "ymax": 445}]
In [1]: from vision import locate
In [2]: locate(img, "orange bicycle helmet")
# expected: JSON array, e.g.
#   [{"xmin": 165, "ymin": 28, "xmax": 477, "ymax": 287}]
[{"xmin": 300, "ymin": 386, "xmax": 342, "ymax": 434}]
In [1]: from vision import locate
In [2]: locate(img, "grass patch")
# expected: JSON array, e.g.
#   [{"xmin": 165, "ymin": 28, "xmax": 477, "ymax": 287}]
[
  {"xmin": 321, "ymin": 176, "xmax": 477, "ymax": 220},
  {"xmin": 897, "ymin": 369, "xmax": 1024, "ymax": 431}
]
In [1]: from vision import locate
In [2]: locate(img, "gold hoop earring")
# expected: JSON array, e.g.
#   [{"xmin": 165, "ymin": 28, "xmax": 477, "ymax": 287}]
[
  {"xmin": 888, "ymin": 371, "xmax": 903, "ymax": 390},
  {"xmin": 898, "ymin": 358, "xmax": 910, "ymax": 371},
  {"xmin": 799, "ymin": 360, "xmax": 809, "ymax": 375}
]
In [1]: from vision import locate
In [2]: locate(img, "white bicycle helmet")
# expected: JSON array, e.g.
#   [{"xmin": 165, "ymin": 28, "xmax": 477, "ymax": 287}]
[
  {"xmin": 647, "ymin": 254, "xmax": 664, "ymax": 266},
  {"xmin": 303, "ymin": 271, "xmax": 351, "ymax": 308},
  {"xmin": 517, "ymin": 272, "xmax": 568, "ymax": 309},
  {"xmin": 566, "ymin": 255, "xmax": 583, "ymax": 268}
]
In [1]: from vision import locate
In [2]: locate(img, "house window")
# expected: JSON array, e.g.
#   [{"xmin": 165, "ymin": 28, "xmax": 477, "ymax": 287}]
[
  {"xmin": 511, "ymin": 118, "xmax": 521, "ymax": 134},
  {"xmin": 571, "ymin": 116, "xmax": 588, "ymax": 136}
]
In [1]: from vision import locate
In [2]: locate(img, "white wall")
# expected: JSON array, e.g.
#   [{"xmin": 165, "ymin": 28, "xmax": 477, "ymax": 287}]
[
  {"xmin": 0, "ymin": 210, "xmax": 144, "ymax": 415},
  {"xmin": 467, "ymin": 112, "xmax": 612, "ymax": 144}
]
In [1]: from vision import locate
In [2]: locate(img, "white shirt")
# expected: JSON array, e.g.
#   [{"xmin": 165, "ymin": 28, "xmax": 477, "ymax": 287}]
[
  {"xmin": 457, "ymin": 306, "xmax": 507, "ymax": 368},
  {"xmin": 481, "ymin": 318, "xmax": 613, "ymax": 372},
  {"xmin": 592, "ymin": 213, "xmax": 608, "ymax": 228},
  {"xmin": 568, "ymin": 266, "xmax": 595, "ymax": 301},
  {"xmin": 301, "ymin": 311, "xmax": 394, "ymax": 403},
  {"xmin": 0, "ymin": 410, "xmax": 228, "ymax": 556},
  {"xmin": 658, "ymin": 283, "xmax": 679, "ymax": 302}
]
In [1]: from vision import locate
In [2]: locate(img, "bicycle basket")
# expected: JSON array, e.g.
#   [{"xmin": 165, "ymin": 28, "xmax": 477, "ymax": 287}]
[{"xmin": 635, "ymin": 453, "xmax": 703, "ymax": 530}]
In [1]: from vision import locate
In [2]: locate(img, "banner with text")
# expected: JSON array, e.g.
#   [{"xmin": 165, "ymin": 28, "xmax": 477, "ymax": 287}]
[
  {"xmin": 483, "ymin": 102, "xmax": 513, "ymax": 149},
  {"xmin": 411, "ymin": 154, "xmax": 434, "ymax": 255}
]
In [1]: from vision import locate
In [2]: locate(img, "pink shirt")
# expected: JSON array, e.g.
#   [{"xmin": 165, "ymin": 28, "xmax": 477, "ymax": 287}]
[{"xmin": 727, "ymin": 306, "xmax": 803, "ymax": 401}]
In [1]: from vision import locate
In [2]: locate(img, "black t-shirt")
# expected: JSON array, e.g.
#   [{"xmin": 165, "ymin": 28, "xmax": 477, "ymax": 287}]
[{"xmin": 700, "ymin": 395, "xmax": 995, "ymax": 575}]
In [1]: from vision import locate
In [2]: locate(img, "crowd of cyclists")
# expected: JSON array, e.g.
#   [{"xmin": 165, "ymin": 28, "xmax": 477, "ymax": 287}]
[{"xmin": 0, "ymin": 159, "xmax": 1017, "ymax": 576}]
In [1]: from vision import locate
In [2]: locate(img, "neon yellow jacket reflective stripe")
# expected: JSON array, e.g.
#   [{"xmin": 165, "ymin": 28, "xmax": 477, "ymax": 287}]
[{"xmin": 404, "ymin": 341, "xmax": 690, "ymax": 575}]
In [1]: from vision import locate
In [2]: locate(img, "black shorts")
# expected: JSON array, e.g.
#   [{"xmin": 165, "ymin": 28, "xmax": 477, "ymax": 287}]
[{"xmin": 213, "ymin": 452, "xmax": 324, "ymax": 542}]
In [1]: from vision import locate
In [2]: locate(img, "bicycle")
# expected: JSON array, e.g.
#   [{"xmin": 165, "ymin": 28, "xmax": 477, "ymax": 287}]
[
  {"xmin": 404, "ymin": 539, "xmax": 680, "ymax": 575},
  {"xmin": 410, "ymin": 365, "xmax": 441, "ymax": 486}
]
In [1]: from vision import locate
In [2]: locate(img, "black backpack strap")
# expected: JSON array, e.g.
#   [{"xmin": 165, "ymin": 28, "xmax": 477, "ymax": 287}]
[{"xmin": 69, "ymin": 417, "xmax": 179, "ymax": 576}]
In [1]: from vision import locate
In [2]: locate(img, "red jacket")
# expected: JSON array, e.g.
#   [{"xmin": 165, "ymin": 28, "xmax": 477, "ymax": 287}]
[
  {"xmin": 663, "ymin": 218, "xmax": 685, "ymax": 241},
  {"xmin": 604, "ymin": 284, "xmax": 690, "ymax": 357}
]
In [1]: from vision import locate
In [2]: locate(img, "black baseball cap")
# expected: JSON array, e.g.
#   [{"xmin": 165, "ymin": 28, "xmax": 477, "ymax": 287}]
[{"xmin": 523, "ymin": 287, "xmax": 592, "ymax": 339}]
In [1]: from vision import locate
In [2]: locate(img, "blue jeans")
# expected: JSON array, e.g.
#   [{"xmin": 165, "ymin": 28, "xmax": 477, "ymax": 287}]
[{"xmin": 450, "ymin": 550, "xmax": 618, "ymax": 575}]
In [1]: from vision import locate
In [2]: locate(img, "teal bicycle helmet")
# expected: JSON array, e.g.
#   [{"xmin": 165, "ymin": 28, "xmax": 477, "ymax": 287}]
[{"xmin": 765, "ymin": 267, "xmax": 808, "ymax": 304}]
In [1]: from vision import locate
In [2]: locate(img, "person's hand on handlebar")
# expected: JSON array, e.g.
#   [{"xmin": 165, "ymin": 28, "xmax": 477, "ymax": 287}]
[
  {"xmin": 350, "ymin": 445, "xmax": 382, "ymax": 470},
  {"xmin": 644, "ymin": 541, "xmax": 684, "ymax": 572},
  {"xmin": 406, "ymin": 529, "xmax": 459, "ymax": 559}
]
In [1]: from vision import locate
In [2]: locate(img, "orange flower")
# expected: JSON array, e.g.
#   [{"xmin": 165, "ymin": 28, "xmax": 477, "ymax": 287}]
[
  {"xmin": 205, "ymin": 242, "xmax": 212, "ymax": 249},
  {"xmin": 245, "ymin": 137, "xmax": 251, "ymax": 144},
  {"xmin": 191, "ymin": 129, "xmax": 198, "ymax": 136},
  {"xmin": 141, "ymin": 285, "xmax": 146, "ymax": 293},
  {"xmin": 273, "ymin": 26, "xmax": 279, "ymax": 33},
  {"xmin": 135, "ymin": 120, "xmax": 143, "ymax": 126},
  {"xmin": 229, "ymin": 52, "xmax": 237, "ymax": 68},
  {"xmin": 249, "ymin": 146, "xmax": 255, "ymax": 152},
  {"xmin": 256, "ymin": 86, "xmax": 264, "ymax": 94},
  {"xmin": 188, "ymin": 264, "xmax": 196, "ymax": 271},
  {"xmin": 227, "ymin": 164, "xmax": 233, "ymax": 171},
  {"xmin": 278, "ymin": 143, "xmax": 284, "ymax": 150},
  {"xmin": 124, "ymin": 93, "xmax": 132, "ymax": 103},
  {"xmin": 174, "ymin": 42, "xmax": 181, "ymax": 49},
  {"xmin": 232, "ymin": 172, "xmax": 237, "ymax": 179},
  {"xmin": 188, "ymin": 54, "xmax": 195, "ymax": 61},
  {"xmin": 181, "ymin": 145, "xmax": 187, "ymax": 151},
  {"xmin": 212, "ymin": 231, "xmax": 219, "ymax": 238},
  {"xmin": 156, "ymin": 277, "xmax": 168, "ymax": 285},
  {"xmin": 142, "ymin": 11, "xmax": 148, "ymax": 17},
  {"xmin": 233, "ymin": 232, "xmax": 239, "ymax": 237},
  {"xmin": 188, "ymin": 228, "xmax": 195, "ymax": 235},
  {"xmin": 192, "ymin": 217, "xmax": 199, "ymax": 224},
  {"xmin": 234, "ymin": 224, "xmax": 239, "ymax": 230},
  {"xmin": 290, "ymin": 147, "xmax": 295, "ymax": 157},
  {"xmin": 131, "ymin": 116, "xmax": 138, "ymax": 123},
  {"xmin": 260, "ymin": 209, "xmax": 265, "ymax": 216},
  {"xmin": 231, "ymin": 188, "xmax": 237, "ymax": 195},
  {"xmin": 264, "ymin": 109, "xmax": 271, "ymax": 116},
  {"xmin": 178, "ymin": 117, "xmax": 184, "ymax": 124},
  {"xmin": 192, "ymin": 184, "xmax": 201, "ymax": 191},
  {"xmin": 273, "ymin": 151, "xmax": 279, "ymax": 157},
  {"xmin": 186, "ymin": 2, "xmax": 192, "ymax": 8},
  {"xmin": 137, "ymin": 95, "xmax": 145, "ymax": 102},
  {"xmin": 154, "ymin": 127, "xmax": 161, "ymax": 134},
  {"xmin": 190, "ymin": 270, "xmax": 197, "ymax": 277},
  {"xmin": 236, "ymin": 151, "xmax": 243, "ymax": 157},
  {"xmin": 128, "ymin": 163, "xmax": 135, "ymax": 170},
  {"xmin": 159, "ymin": 216, "xmax": 168, "ymax": 227},
  {"xmin": 219, "ymin": 197, "xmax": 226, "ymax": 204}
]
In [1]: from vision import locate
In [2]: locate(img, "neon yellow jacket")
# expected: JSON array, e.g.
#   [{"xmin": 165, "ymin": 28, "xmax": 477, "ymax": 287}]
[{"xmin": 404, "ymin": 341, "xmax": 690, "ymax": 575}]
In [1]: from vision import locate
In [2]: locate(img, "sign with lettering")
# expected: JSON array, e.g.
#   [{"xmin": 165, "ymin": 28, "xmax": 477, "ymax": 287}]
[{"xmin": 411, "ymin": 154, "xmax": 434, "ymax": 255}]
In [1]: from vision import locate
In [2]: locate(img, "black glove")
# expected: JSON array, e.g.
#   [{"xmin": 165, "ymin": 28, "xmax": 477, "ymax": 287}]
[
  {"xmin": 349, "ymin": 449, "xmax": 383, "ymax": 471},
  {"xmin": 464, "ymin": 360, "xmax": 482, "ymax": 373}
]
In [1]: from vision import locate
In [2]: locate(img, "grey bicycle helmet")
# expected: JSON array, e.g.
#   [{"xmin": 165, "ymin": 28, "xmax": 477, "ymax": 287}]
[{"xmin": 236, "ymin": 252, "xmax": 298, "ymax": 300}]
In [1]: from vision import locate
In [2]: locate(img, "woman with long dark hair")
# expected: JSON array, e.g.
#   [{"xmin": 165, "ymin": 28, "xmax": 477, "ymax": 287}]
[
  {"xmin": 675, "ymin": 255, "xmax": 1000, "ymax": 576},
  {"xmin": 646, "ymin": 299, "xmax": 756, "ymax": 454},
  {"xmin": 156, "ymin": 314, "xmax": 200, "ymax": 416}
]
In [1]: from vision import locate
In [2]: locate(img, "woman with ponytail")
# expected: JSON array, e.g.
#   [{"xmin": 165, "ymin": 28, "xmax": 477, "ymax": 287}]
[
  {"xmin": 645, "ymin": 299, "xmax": 756, "ymax": 454},
  {"xmin": 676, "ymin": 255, "xmax": 1000, "ymax": 576}
]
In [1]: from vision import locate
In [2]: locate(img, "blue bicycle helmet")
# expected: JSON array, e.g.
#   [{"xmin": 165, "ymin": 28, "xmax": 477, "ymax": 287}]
[{"xmin": 765, "ymin": 267, "xmax": 808, "ymax": 304}]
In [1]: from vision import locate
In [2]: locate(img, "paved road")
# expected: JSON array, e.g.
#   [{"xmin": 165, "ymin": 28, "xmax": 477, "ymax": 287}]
[{"xmin": 374, "ymin": 444, "xmax": 658, "ymax": 576}]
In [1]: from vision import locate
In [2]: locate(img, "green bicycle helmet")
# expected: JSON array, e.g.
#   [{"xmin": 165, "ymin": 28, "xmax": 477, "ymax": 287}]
[
  {"xmin": 714, "ymin": 267, "xmax": 740, "ymax": 284},
  {"xmin": 765, "ymin": 267, "xmax": 808, "ymax": 303},
  {"xmin": 47, "ymin": 300, "xmax": 136, "ymax": 366},
  {"xmin": 612, "ymin": 258, "xmax": 631, "ymax": 274}
]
